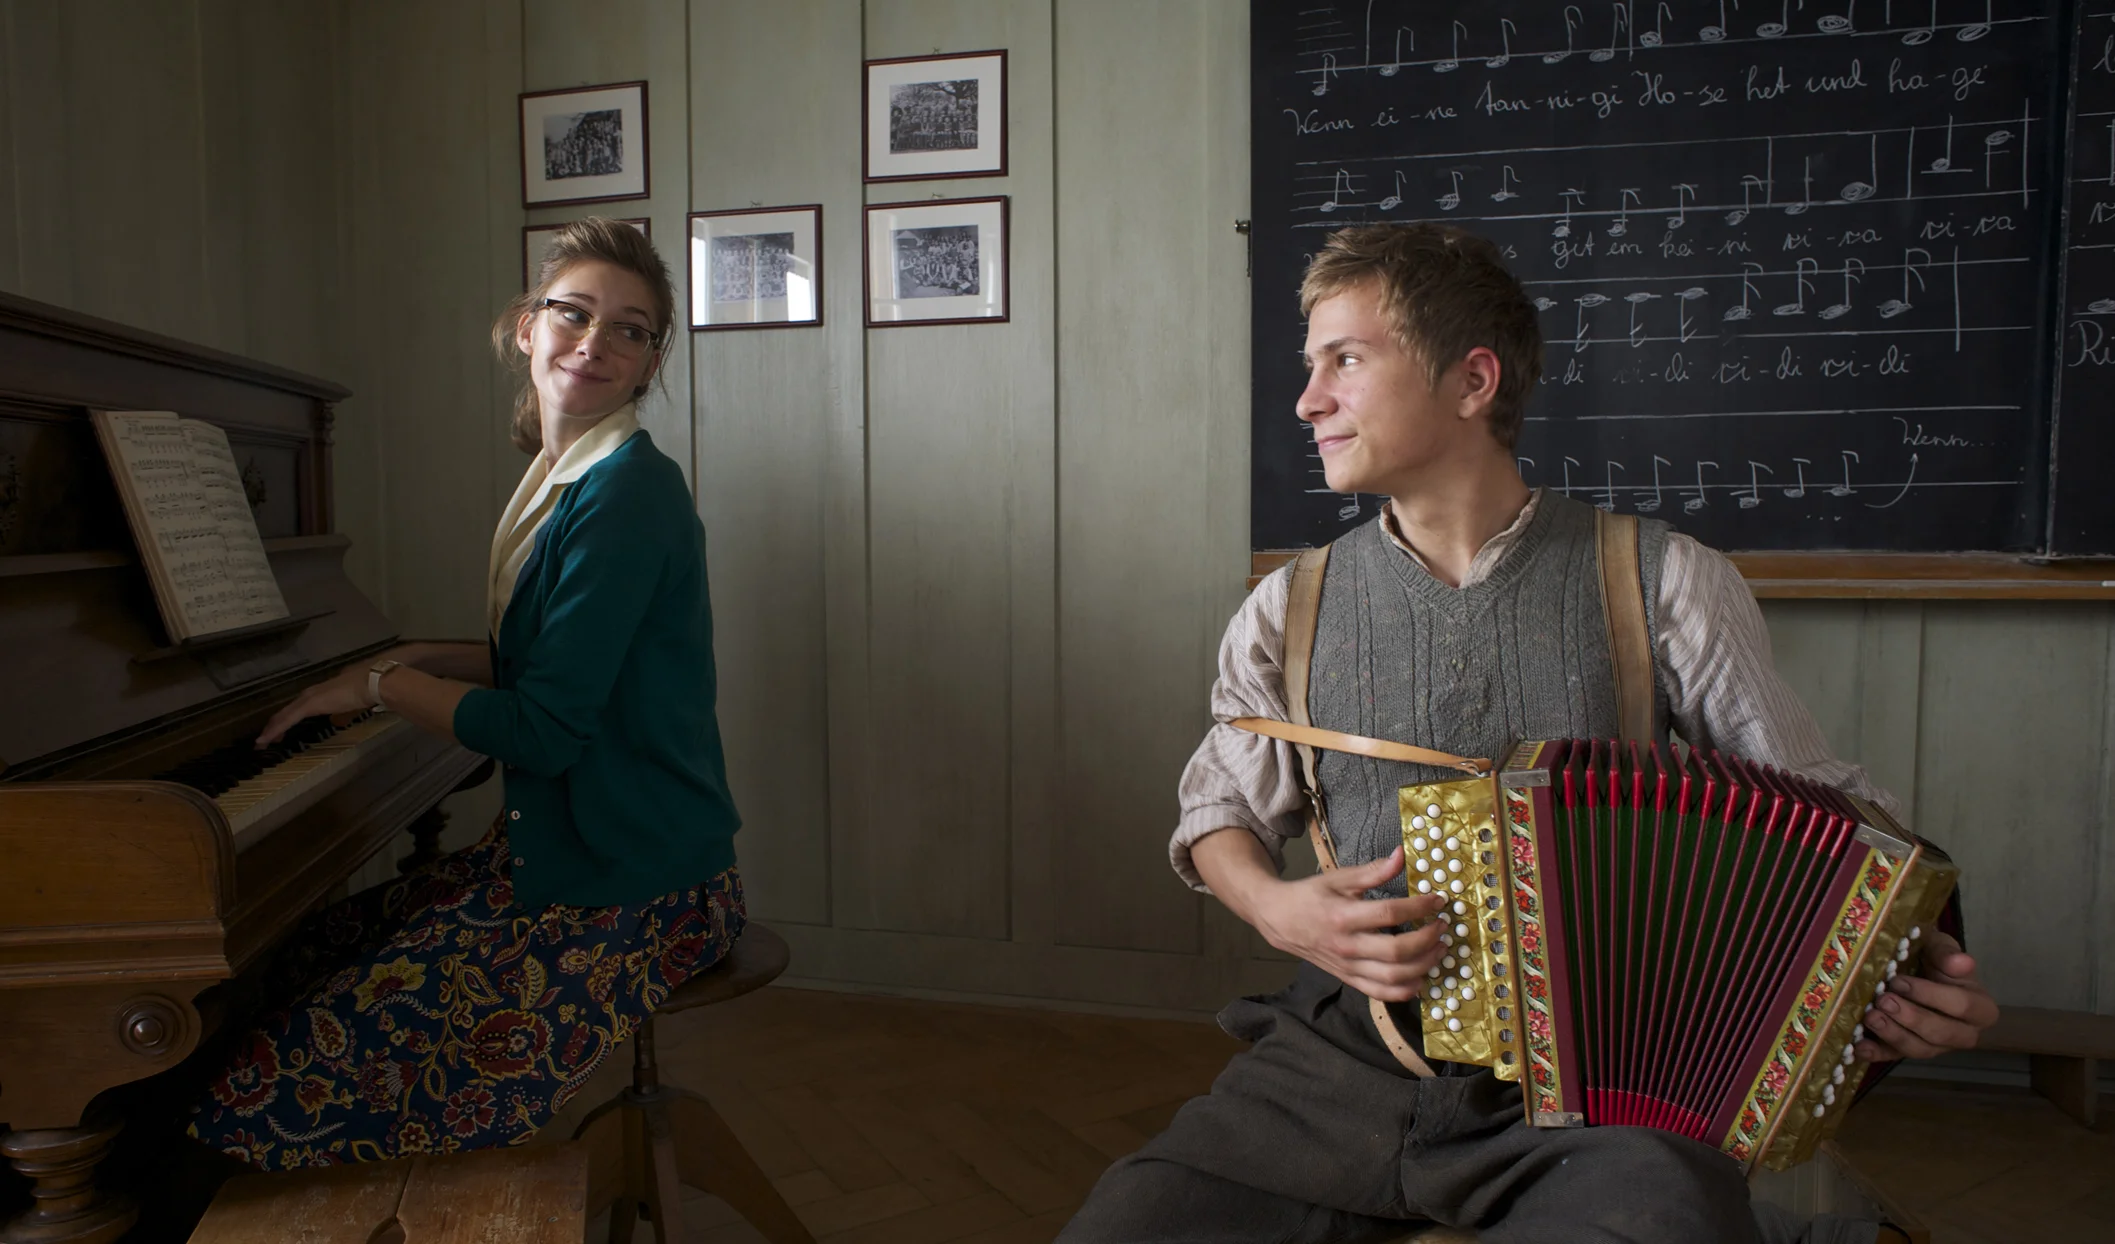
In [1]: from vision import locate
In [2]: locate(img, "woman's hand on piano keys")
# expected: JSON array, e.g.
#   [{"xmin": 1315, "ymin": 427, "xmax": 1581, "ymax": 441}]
[
  {"xmin": 257, "ymin": 666, "xmax": 373, "ymax": 746},
  {"xmin": 1851, "ymin": 929, "xmax": 2000, "ymax": 1063}
]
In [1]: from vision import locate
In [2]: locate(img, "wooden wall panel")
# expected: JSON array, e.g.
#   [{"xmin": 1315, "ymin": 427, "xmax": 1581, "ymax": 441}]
[
  {"xmin": 1053, "ymin": 0, "xmax": 1216, "ymax": 956},
  {"xmin": 1913, "ymin": 605, "xmax": 2113, "ymax": 1010},
  {"xmin": 681, "ymin": 0, "xmax": 864, "ymax": 927},
  {"xmin": 847, "ymin": 0, "xmax": 1057, "ymax": 940}
]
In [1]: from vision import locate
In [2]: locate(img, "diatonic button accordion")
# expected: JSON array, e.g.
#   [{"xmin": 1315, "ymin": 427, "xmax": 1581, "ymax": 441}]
[{"xmin": 1400, "ymin": 738, "xmax": 1957, "ymax": 1174}]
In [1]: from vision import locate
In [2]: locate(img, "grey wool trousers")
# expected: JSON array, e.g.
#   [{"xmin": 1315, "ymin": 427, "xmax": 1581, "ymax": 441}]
[{"xmin": 1059, "ymin": 964, "xmax": 1877, "ymax": 1244}]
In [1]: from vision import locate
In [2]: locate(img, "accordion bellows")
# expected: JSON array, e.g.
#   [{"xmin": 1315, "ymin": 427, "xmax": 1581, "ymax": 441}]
[{"xmin": 1401, "ymin": 738, "xmax": 1957, "ymax": 1174}]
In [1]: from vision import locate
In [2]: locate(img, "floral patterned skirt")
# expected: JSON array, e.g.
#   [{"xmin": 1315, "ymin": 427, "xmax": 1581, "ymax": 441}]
[{"xmin": 186, "ymin": 818, "xmax": 744, "ymax": 1170}]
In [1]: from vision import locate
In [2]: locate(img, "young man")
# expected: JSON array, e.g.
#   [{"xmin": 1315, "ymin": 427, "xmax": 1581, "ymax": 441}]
[{"xmin": 1060, "ymin": 225, "xmax": 1998, "ymax": 1244}]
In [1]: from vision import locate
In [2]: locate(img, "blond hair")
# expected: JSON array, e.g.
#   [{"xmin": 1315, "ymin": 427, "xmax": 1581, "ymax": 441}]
[
  {"xmin": 492, "ymin": 217, "xmax": 676, "ymax": 454},
  {"xmin": 1299, "ymin": 223, "xmax": 1542, "ymax": 449}
]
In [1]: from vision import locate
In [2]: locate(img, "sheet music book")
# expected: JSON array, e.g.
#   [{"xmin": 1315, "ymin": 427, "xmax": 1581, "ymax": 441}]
[{"xmin": 90, "ymin": 409, "xmax": 290, "ymax": 643}]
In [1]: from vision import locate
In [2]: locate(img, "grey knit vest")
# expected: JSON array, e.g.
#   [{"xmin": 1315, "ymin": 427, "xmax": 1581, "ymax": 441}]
[{"xmin": 1307, "ymin": 493, "xmax": 1670, "ymax": 897}]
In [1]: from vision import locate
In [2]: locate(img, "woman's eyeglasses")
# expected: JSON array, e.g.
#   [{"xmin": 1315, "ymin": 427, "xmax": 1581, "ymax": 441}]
[{"xmin": 536, "ymin": 298, "xmax": 662, "ymax": 356}]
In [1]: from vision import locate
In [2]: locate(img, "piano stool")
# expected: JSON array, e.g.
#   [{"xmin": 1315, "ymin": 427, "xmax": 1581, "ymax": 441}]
[
  {"xmin": 569, "ymin": 922, "xmax": 815, "ymax": 1244},
  {"xmin": 185, "ymin": 1143, "xmax": 587, "ymax": 1244}
]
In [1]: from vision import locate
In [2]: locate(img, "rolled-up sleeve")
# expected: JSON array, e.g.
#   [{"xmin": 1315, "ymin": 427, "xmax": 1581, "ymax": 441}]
[
  {"xmin": 1172, "ymin": 567, "xmax": 1315, "ymax": 892},
  {"xmin": 452, "ymin": 486, "xmax": 665, "ymax": 778}
]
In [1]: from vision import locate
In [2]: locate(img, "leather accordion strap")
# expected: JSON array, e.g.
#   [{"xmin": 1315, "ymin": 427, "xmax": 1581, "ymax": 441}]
[
  {"xmin": 1229, "ymin": 717, "xmax": 1492, "ymax": 778},
  {"xmin": 1270, "ymin": 543, "xmax": 1436, "ymax": 1079},
  {"xmin": 1594, "ymin": 508, "xmax": 1655, "ymax": 744}
]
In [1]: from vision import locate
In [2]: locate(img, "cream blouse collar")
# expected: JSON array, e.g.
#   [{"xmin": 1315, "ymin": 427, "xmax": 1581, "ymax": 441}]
[{"xmin": 486, "ymin": 405, "xmax": 640, "ymax": 638}]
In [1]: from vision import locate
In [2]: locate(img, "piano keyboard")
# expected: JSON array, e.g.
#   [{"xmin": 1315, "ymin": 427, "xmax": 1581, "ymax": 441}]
[{"xmin": 155, "ymin": 711, "xmax": 417, "ymax": 847}]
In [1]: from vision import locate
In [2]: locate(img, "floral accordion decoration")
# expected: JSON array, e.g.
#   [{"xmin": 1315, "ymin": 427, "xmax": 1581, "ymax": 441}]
[{"xmin": 1397, "ymin": 737, "xmax": 1957, "ymax": 1175}]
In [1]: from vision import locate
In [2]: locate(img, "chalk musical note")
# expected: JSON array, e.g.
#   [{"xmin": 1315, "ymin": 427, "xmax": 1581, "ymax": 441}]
[
  {"xmin": 1608, "ymin": 187, "xmax": 1643, "ymax": 237},
  {"xmin": 1435, "ymin": 20, "xmax": 1467, "ymax": 72},
  {"xmin": 1438, "ymin": 171, "xmax": 1463, "ymax": 211},
  {"xmin": 1676, "ymin": 286, "xmax": 1708, "ymax": 341},
  {"xmin": 1817, "ymin": 0, "xmax": 1856, "ymax": 35},
  {"xmin": 1313, "ymin": 53, "xmax": 1337, "ymax": 96},
  {"xmin": 1600, "ymin": 462, "xmax": 1625, "ymax": 512},
  {"xmin": 1666, "ymin": 183, "xmax": 1696, "ymax": 230},
  {"xmin": 1487, "ymin": 19, "xmax": 1516, "ymax": 67},
  {"xmin": 1775, "ymin": 257, "xmax": 1820, "ymax": 316},
  {"xmin": 1554, "ymin": 188, "xmax": 1586, "ymax": 238},
  {"xmin": 1819, "ymin": 258, "xmax": 1865, "ymax": 320},
  {"xmin": 1724, "ymin": 262, "xmax": 1765, "ymax": 322},
  {"xmin": 1783, "ymin": 458, "xmax": 1811, "ymax": 498},
  {"xmin": 1877, "ymin": 247, "xmax": 1932, "ymax": 318},
  {"xmin": 1983, "ymin": 127, "xmax": 2015, "ymax": 192},
  {"xmin": 1589, "ymin": 1, "xmax": 1630, "ymax": 62},
  {"xmin": 1784, "ymin": 158, "xmax": 1814, "ymax": 215},
  {"xmin": 1319, "ymin": 168, "xmax": 1350, "ymax": 213},
  {"xmin": 1637, "ymin": 456, "xmax": 1672, "ymax": 513},
  {"xmin": 1901, "ymin": 0, "xmax": 1936, "ymax": 44},
  {"xmin": 1927, "ymin": 116, "xmax": 1961, "ymax": 173},
  {"xmin": 1840, "ymin": 133, "xmax": 1878, "ymax": 202},
  {"xmin": 1828, "ymin": 451, "xmax": 1860, "ymax": 498},
  {"xmin": 1625, "ymin": 292, "xmax": 1661, "ymax": 346},
  {"xmin": 1574, "ymin": 293, "xmax": 1611, "ymax": 351},
  {"xmin": 1946, "ymin": 244, "xmax": 1963, "ymax": 352},
  {"xmin": 1758, "ymin": 0, "xmax": 1789, "ymax": 38},
  {"xmin": 1726, "ymin": 174, "xmax": 1769, "ymax": 226},
  {"xmin": 2088, "ymin": 298, "xmax": 2115, "ymax": 314},
  {"xmin": 1684, "ymin": 461, "xmax": 1719, "ymax": 513},
  {"xmin": 1379, "ymin": 170, "xmax": 1406, "ymax": 212},
  {"xmin": 1492, "ymin": 165, "xmax": 1521, "ymax": 202},
  {"xmin": 1958, "ymin": 0, "xmax": 1991, "ymax": 42},
  {"xmin": 1739, "ymin": 462, "xmax": 1774, "ymax": 508},
  {"xmin": 1379, "ymin": 27, "xmax": 1413, "ymax": 76},
  {"xmin": 1545, "ymin": 5, "xmax": 1583, "ymax": 63},
  {"xmin": 1516, "ymin": 457, "xmax": 1537, "ymax": 477},
  {"xmin": 1532, "ymin": 297, "xmax": 1559, "ymax": 311},
  {"xmin": 1560, "ymin": 457, "xmax": 1583, "ymax": 498},
  {"xmin": 1867, "ymin": 453, "xmax": 1918, "ymax": 510},
  {"xmin": 1639, "ymin": 2, "xmax": 1673, "ymax": 46},
  {"xmin": 1701, "ymin": 0, "xmax": 1731, "ymax": 42}
]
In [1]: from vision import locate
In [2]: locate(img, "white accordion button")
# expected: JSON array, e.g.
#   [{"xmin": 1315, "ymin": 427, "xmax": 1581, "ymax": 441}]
[
  {"xmin": 1414, "ymin": 857, "xmax": 1428, "ymax": 872},
  {"xmin": 1431, "ymin": 1006, "xmax": 1444, "ymax": 1020},
  {"xmin": 1447, "ymin": 858, "xmax": 1462, "ymax": 873},
  {"xmin": 1885, "ymin": 961, "xmax": 1898, "ymax": 980},
  {"xmin": 1446, "ymin": 1017, "xmax": 1462, "ymax": 1031},
  {"xmin": 1462, "ymin": 986, "xmax": 1476, "ymax": 1000},
  {"xmin": 1439, "ymin": 933, "xmax": 1453, "ymax": 947},
  {"xmin": 1430, "ymin": 848, "xmax": 1445, "ymax": 862},
  {"xmin": 1445, "ymin": 997, "xmax": 1459, "ymax": 1012},
  {"xmin": 1427, "ymin": 803, "xmax": 1442, "ymax": 817},
  {"xmin": 1823, "ymin": 1085, "xmax": 1837, "ymax": 1105},
  {"xmin": 1455, "ymin": 923, "xmax": 1469, "ymax": 938},
  {"xmin": 1445, "ymin": 836, "xmax": 1459, "ymax": 851},
  {"xmin": 1841, "ymin": 1046, "xmax": 1856, "ymax": 1065},
  {"xmin": 1874, "ymin": 980, "xmax": 1887, "ymax": 996},
  {"xmin": 1449, "ymin": 880, "xmax": 1464, "ymax": 893},
  {"xmin": 1453, "ymin": 901, "xmax": 1468, "ymax": 915},
  {"xmin": 1458, "ymin": 965, "xmax": 1471, "ymax": 979},
  {"xmin": 1895, "ymin": 940, "xmax": 1911, "ymax": 962},
  {"xmin": 1417, "ymin": 880, "xmax": 1432, "ymax": 893},
  {"xmin": 1412, "ymin": 836, "xmax": 1428, "ymax": 851},
  {"xmin": 1443, "ymin": 956, "xmax": 1456, "ymax": 969},
  {"xmin": 1428, "ymin": 966, "xmax": 1441, "ymax": 979},
  {"xmin": 1411, "ymin": 817, "xmax": 1428, "ymax": 831},
  {"xmin": 1813, "ymin": 1103, "xmax": 1827, "ymax": 1118},
  {"xmin": 1831, "ymin": 1065, "xmax": 1845, "ymax": 1086},
  {"xmin": 1852, "ymin": 1023, "xmax": 1865, "ymax": 1043},
  {"xmin": 1909, "ymin": 926, "xmax": 1921, "ymax": 940}
]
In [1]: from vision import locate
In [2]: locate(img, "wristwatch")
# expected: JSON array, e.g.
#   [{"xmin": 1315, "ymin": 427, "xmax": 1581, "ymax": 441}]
[{"xmin": 367, "ymin": 658, "xmax": 403, "ymax": 709}]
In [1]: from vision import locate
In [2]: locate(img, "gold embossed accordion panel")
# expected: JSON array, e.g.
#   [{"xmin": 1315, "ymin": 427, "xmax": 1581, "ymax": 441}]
[{"xmin": 1397, "ymin": 739, "xmax": 1957, "ymax": 1174}]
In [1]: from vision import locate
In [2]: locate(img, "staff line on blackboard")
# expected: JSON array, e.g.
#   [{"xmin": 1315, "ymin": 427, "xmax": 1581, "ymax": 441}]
[
  {"xmin": 1296, "ymin": 14, "xmax": 2046, "ymax": 80},
  {"xmin": 1289, "ymin": 186, "xmax": 2038, "ymax": 224},
  {"xmin": 1516, "ymin": 257, "xmax": 2028, "ymax": 286},
  {"xmin": 1536, "ymin": 404, "xmax": 2021, "ymax": 422},
  {"xmin": 1544, "ymin": 324, "xmax": 2030, "ymax": 347},
  {"xmin": 1299, "ymin": 480, "xmax": 2017, "ymax": 494},
  {"xmin": 1290, "ymin": 116, "xmax": 2034, "ymax": 170}
]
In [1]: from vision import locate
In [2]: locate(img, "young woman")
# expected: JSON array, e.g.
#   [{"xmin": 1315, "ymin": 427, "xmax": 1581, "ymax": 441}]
[{"xmin": 188, "ymin": 217, "xmax": 744, "ymax": 1168}]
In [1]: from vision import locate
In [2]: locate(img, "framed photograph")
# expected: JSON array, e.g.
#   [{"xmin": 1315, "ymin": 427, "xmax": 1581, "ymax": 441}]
[
  {"xmin": 864, "ymin": 196, "xmax": 1008, "ymax": 328},
  {"xmin": 519, "ymin": 81, "xmax": 649, "ymax": 207},
  {"xmin": 688, "ymin": 206, "xmax": 823, "ymax": 330},
  {"xmin": 863, "ymin": 50, "xmax": 1007, "ymax": 183},
  {"xmin": 523, "ymin": 218, "xmax": 649, "ymax": 289}
]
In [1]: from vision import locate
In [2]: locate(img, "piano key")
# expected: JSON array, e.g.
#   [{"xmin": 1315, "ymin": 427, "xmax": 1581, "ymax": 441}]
[{"xmin": 216, "ymin": 714, "xmax": 415, "ymax": 848}]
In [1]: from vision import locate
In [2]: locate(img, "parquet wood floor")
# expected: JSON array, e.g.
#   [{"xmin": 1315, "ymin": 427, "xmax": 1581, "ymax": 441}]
[{"xmin": 550, "ymin": 986, "xmax": 2113, "ymax": 1244}]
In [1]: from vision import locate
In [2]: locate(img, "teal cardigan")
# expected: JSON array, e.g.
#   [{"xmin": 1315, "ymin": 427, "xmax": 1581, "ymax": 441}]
[{"xmin": 452, "ymin": 429, "xmax": 740, "ymax": 910}]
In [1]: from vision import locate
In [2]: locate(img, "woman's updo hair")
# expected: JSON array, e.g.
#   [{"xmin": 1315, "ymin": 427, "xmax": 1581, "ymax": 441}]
[{"xmin": 492, "ymin": 216, "xmax": 677, "ymax": 454}]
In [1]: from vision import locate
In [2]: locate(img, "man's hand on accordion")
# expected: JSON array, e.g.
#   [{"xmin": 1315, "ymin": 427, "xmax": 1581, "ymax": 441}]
[
  {"xmin": 1852, "ymin": 930, "xmax": 2000, "ymax": 1063},
  {"xmin": 1192, "ymin": 833, "xmax": 1449, "ymax": 1002}
]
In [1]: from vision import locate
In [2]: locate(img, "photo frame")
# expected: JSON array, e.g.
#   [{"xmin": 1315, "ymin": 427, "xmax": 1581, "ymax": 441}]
[
  {"xmin": 864, "ymin": 196, "xmax": 1008, "ymax": 328},
  {"xmin": 688, "ymin": 206, "xmax": 823, "ymax": 330},
  {"xmin": 523, "ymin": 218, "xmax": 649, "ymax": 289},
  {"xmin": 863, "ymin": 51, "xmax": 1007, "ymax": 183},
  {"xmin": 520, "ymin": 81, "xmax": 649, "ymax": 207}
]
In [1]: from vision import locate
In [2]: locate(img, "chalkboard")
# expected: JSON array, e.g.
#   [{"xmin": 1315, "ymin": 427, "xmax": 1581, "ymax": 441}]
[
  {"xmin": 2052, "ymin": 6, "xmax": 2115, "ymax": 553},
  {"xmin": 1251, "ymin": 0, "xmax": 2102, "ymax": 555}
]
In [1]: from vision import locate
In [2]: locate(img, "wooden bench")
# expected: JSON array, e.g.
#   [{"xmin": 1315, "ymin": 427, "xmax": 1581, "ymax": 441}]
[
  {"xmin": 1977, "ymin": 1005, "xmax": 2115, "ymax": 1127},
  {"xmin": 187, "ymin": 1144, "xmax": 586, "ymax": 1244}
]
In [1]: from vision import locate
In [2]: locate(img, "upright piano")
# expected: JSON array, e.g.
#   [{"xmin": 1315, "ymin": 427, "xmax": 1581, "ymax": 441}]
[{"xmin": 0, "ymin": 292, "xmax": 486, "ymax": 1242}]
